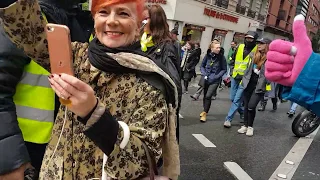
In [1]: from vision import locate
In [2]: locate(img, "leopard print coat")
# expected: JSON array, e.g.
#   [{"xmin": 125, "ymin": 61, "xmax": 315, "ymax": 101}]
[{"xmin": 0, "ymin": 0, "xmax": 180, "ymax": 179}]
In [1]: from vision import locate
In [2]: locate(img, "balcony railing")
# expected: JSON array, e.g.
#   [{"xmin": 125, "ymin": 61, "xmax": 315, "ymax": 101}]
[
  {"xmin": 215, "ymin": 0, "xmax": 229, "ymax": 9},
  {"xmin": 247, "ymin": 9, "xmax": 256, "ymax": 19},
  {"xmin": 236, "ymin": 4, "xmax": 246, "ymax": 15},
  {"xmin": 258, "ymin": 14, "xmax": 265, "ymax": 21}
]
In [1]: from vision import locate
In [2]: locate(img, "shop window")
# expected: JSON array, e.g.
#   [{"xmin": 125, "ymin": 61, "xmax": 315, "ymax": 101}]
[
  {"xmin": 212, "ymin": 29, "xmax": 228, "ymax": 47},
  {"xmin": 182, "ymin": 24, "xmax": 205, "ymax": 45}
]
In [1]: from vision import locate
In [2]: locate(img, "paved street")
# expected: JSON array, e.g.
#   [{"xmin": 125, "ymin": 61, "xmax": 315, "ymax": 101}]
[{"xmin": 178, "ymin": 80, "xmax": 320, "ymax": 180}]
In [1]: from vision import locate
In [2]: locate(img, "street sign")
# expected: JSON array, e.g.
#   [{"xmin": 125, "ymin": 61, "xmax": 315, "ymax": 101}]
[{"xmin": 249, "ymin": 22, "xmax": 260, "ymax": 27}]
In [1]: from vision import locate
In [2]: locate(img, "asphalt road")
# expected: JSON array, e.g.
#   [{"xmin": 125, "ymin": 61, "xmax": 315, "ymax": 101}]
[{"xmin": 178, "ymin": 82, "xmax": 320, "ymax": 180}]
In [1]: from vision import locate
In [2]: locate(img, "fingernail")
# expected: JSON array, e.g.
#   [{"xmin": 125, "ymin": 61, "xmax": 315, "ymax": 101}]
[
  {"xmin": 58, "ymin": 74, "xmax": 61, "ymax": 77},
  {"xmin": 67, "ymin": 96, "xmax": 71, "ymax": 99},
  {"xmin": 49, "ymin": 74, "xmax": 53, "ymax": 78},
  {"xmin": 50, "ymin": 83, "xmax": 53, "ymax": 85}
]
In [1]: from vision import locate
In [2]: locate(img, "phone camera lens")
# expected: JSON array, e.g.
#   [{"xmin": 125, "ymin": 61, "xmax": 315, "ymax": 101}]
[{"xmin": 47, "ymin": 26, "xmax": 54, "ymax": 32}]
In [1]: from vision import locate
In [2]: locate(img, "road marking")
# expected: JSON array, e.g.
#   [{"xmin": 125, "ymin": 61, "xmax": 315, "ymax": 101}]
[
  {"xmin": 224, "ymin": 162, "xmax": 253, "ymax": 180},
  {"xmin": 269, "ymin": 127, "xmax": 319, "ymax": 180},
  {"xmin": 192, "ymin": 134, "xmax": 216, "ymax": 147}
]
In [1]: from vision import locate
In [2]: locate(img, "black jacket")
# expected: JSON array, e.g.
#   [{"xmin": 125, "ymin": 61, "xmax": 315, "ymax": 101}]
[
  {"xmin": 146, "ymin": 41, "xmax": 182, "ymax": 106},
  {"xmin": 184, "ymin": 48, "xmax": 201, "ymax": 72},
  {"xmin": 0, "ymin": 24, "xmax": 31, "ymax": 175}
]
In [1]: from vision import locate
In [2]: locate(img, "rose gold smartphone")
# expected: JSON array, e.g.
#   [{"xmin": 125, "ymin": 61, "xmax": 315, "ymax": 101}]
[{"xmin": 45, "ymin": 23, "xmax": 73, "ymax": 105}]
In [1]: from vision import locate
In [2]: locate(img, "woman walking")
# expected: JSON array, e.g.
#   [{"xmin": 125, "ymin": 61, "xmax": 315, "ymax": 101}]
[
  {"xmin": 181, "ymin": 42, "xmax": 201, "ymax": 94},
  {"xmin": 237, "ymin": 37, "xmax": 271, "ymax": 136},
  {"xmin": 190, "ymin": 39, "xmax": 219, "ymax": 101},
  {"xmin": 199, "ymin": 41, "xmax": 227, "ymax": 122}
]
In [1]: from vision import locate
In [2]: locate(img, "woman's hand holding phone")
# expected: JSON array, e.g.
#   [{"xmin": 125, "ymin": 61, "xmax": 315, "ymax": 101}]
[
  {"xmin": 48, "ymin": 73, "xmax": 97, "ymax": 118},
  {"xmin": 45, "ymin": 23, "xmax": 74, "ymax": 105}
]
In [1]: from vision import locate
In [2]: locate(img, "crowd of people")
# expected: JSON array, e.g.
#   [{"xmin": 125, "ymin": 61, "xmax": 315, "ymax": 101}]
[
  {"xmin": 0, "ymin": 0, "xmax": 315, "ymax": 179},
  {"xmin": 187, "ymin": 32, "xmax": 300, "ymax": 136}
]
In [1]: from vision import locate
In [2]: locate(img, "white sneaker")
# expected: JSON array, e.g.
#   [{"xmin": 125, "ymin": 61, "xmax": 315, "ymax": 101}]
[
  {"xmin": 246, "ymin": 127, "xmax": 254, "ymax": 136},
  {"xmin": 179, "ymin": 114, "xmax": 183, "ymax": 119},
  {"xmin": 237, "ymin": 126, "xmax": 247, "ymax": 134},
  {"xmin": 224, "ymin": 121, "xmax": 231, "ymax": 128}
]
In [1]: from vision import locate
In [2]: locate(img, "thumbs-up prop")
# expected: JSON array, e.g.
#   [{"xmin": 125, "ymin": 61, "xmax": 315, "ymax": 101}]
[{"xmin": 265, "ymin": 14, "xmax": 313, "ymax": 87}]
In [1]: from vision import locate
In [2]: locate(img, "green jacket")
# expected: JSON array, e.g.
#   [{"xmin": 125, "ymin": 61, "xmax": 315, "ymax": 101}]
[{"xmin": 227, "ymin": 48, "xmax": 236, "ymax": 65}]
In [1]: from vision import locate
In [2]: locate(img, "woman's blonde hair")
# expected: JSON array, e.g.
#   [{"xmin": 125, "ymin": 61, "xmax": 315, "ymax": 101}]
[
  {"xmin": 253, "ymin": 44, "xmax": 269, "ymax": 69},
  {"xmin": 209, "ymin": 39, "xmax": 220, "ymax": 49}
]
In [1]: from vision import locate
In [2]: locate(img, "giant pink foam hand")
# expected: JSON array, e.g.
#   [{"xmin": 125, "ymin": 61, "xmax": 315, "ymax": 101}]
[{"xmin": 265, "ymin": 14, "xmax": 313, "ymax": 87}]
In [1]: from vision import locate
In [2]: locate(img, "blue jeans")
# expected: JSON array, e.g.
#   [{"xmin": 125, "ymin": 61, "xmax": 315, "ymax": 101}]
[
  {"xmin": 290, "ymin": 102, "xmax": 298, "ymax": 113},
  {"xmin": 226, "ymin": 78, "xmax": 244, "ymax": 121}
]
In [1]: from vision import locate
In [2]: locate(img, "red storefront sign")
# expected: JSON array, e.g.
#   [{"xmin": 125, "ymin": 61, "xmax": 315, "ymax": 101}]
[
  {"xmin": 146, "ymin": 0, "xmax": 167, "ymax": 4},
  {"xmin": 204, "ymin": 8, "xmax": 239, "ymax": 24}
]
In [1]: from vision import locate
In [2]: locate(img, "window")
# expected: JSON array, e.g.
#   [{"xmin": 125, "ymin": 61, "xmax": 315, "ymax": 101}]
[
  {"xmin": 215, "ymin": 0, "xmax": 229, "ymax": 9},
  {"xmin": 278, "ymin": 9, "xmax": 286, "ymax": 20},
  {"xmin": 249, "ymin": 0, "xmax": 254, "ymax": 8},
  {"xmin": 276, "ymin": 19, "xmax": 280, "ymax": 26}
]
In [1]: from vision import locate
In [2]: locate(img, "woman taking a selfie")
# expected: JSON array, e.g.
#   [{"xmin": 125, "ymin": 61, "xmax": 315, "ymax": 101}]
[
  {"xmin": 237, "ymin": 37, "xmax": 271, "ymax": 136},
  {"xmin": 0, "ymin": 0, "xmax": 179, "ymax": 179}
]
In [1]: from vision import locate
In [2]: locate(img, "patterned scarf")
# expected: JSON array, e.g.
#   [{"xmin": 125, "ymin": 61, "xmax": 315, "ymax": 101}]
[{"xmin": 88, "ymin": 37, "xmax": 176, "ymax": 107}]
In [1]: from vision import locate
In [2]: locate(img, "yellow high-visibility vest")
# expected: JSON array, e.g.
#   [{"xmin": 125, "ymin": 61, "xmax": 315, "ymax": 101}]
[
  {"xmin": 13, "ymin": 13, "xmax": 55, "ymax": 144},
  {"xmin": 232, "ymin": 44, "xmax": 257, "ymax": 78},
  {"xmin": 13, "ymin": 60, "xmax": 55, "ymax": 144}
]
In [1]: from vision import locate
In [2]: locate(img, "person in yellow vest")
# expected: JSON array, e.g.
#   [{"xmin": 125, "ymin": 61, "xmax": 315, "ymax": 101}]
[
  {"xmin": 0, "ymin": 0, "xmax": 94, "ymax": 179},
  {"xmin": 224, "ymin": 31, "xmax": 258, "ymax": 128}
]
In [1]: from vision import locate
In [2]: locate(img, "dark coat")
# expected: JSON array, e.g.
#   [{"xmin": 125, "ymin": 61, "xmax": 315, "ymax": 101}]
[
  {"xmin": 146, "ymin": 41, "xmax": 182, "ymax": 106},
  {"xmin": 183, "ymin": 48, "xmax": 201, "ymax": 80},
  {"xmin": 0, "ymin": 24, "xmax": 31, "ymax": 175},
  {"xmin": 200, "ymin": 48, "xmax": 227, "ymax": 85}
]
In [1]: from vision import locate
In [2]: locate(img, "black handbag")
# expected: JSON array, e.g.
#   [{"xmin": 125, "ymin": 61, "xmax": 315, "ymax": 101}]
[{"xmin": 198, "ymin": 76, "xmax": 206, "ymax": 87}]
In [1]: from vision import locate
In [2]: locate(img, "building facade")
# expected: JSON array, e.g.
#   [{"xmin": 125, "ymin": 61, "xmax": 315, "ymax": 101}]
[
  {"xmin": 147, "ymin": 0, "xmax": 269, "ymax": 58},
  {"xmin": 264, "ymin": 0, "xmax": 298, "ymax": 40},
  {"xmin": 306, "ymin": 0, "xmax": 320, "ymax": 37}
]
